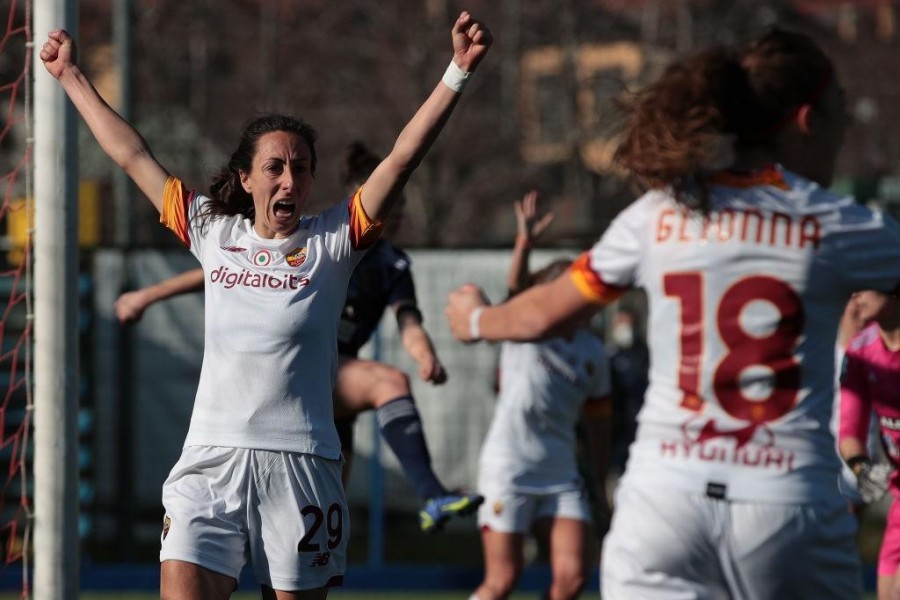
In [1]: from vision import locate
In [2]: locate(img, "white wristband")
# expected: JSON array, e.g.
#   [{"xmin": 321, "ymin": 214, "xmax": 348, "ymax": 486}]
[
  {"xmin": 441, "ymin": 60, "xmax": 471, "ymax": 93},
  {"xmin": 469, "ymin": 306, "xmax": 484, "ymax": 341}
]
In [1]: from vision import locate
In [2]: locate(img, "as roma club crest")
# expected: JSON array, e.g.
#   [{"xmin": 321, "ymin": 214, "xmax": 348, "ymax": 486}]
[{"xmin": 286, "ymin": 247, "xmax": 308, "ymax": 268}]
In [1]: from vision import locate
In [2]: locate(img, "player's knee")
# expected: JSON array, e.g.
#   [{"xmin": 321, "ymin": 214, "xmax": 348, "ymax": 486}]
[
  {"xmin": 483, "ymin": 567, "xmax": 521, "ymax": 598},
  {"xmin": 550, "ymin": 576, "xmax": 585, "ymax": 600},
  {"xmin": 550, "ymin": 562, "xmax": 586, "ymax": 599},
  {"xmin": 372, "ymin": 367, "xmax": 411, "ymax": 403}
]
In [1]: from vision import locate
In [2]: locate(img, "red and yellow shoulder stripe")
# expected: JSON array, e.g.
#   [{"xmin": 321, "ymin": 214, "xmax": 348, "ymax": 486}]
[
  {"xmin": 159, "ymin": 176, "xmax": 195, "ymax": 247},
  {"xmin": 569, "ymin": 252, "xmax": 627, "ymax": 304},
  {"xmin": 348, "ymin": 186, "xmax": 385, "ymax": 251}
]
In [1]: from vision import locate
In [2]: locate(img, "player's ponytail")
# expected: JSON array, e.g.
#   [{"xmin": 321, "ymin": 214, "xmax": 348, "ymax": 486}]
[
  {"xmin": 614, "ymin": 28, "xmax": 833, "ymax": 209},
  {"xmin": 341, "ymin": 141, "xmax": 382, "ymax": 192},
  {"xmin": 614, "ymin": 47, "xmax": 750, "ymax": 208},
  {"xmin": 207, "ymin": 158, "xmax": 255, "ymax": 221}
]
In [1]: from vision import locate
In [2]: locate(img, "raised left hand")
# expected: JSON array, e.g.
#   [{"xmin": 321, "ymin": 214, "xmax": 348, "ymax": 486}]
[{"xmin": 451, "ymin": 11, "xmax": 493, "ymax": 72}]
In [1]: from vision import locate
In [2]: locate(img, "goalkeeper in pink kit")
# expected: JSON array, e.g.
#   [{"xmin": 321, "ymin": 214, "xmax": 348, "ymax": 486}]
[{"xmin": 839, "ymin": 290, "xmax": 900, "ymax": 600}]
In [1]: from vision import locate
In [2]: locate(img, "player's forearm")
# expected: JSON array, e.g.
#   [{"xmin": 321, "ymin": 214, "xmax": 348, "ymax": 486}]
[
  {"xmin": 838, "ymin": 383, "xmax": 873, "ymax": 448},
  {"xmin": 401, "ymin": 325, "xmax": 439, "ymax": 364},
  {"xmin": 142, "ymin": 269, "xmax": 205, "ymax": 305},
  {"xmin": 507, "ymin": 236, "xmax": 532, "ymax": 296},
  {"xmin": 478, "ymin": 276, "xmax": 597, "ymax": 342},
  {"xmin": 58, "ymin": 67, "xmax": 154, "ymax": 179},
  {"xmin": 839, "ymin": 437, "xmax": 868, "ymax": 463},
  {"xmin": 362, "ymin": 83, "xmax": 461, "ymax": 222},
  {"xmin": 392, "ymin": 81, "xmax": 461, "ymax": 171}
]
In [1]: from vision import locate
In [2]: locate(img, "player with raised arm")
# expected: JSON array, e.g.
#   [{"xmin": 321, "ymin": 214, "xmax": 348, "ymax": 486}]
[
  {"xmin": 839, "ymin": 290, "xmax": 900, "ymax": 600},
  {"xmin": 115, "ymin": 142, "xmax": 482, "ymax": 535},
  {"xmin": 42, "ymin": 11, "xmax": 491, "ymax": 599},
  {"xmin": 447, "ymin": 29, "xmax": 900, "ymax": 599},
  {"xmin": 469, "ymin": 192, "xmax": 610, "ymax": 600}
]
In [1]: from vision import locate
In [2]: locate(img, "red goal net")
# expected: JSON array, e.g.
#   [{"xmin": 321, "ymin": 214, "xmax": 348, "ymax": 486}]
[{"xmin": 0, "ymin": 0, "xmax": 33, "ymax": 596}]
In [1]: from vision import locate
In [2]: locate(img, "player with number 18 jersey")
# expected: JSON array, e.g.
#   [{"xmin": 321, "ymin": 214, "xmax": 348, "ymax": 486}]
[
  {"xmin": 573, "ymin": 166, "xmax": 900, "ymax": 502},
  {"xmin": 570, "ymin": 165, "xmax": 900, "ymax": 598}
]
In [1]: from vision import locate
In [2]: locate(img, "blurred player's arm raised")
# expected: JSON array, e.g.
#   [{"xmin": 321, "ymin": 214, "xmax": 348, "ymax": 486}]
[
  {"xmin": 115, "ymin": 268, "xmax": 204, "ymax": 324},
  {"xmin": 40, "ymin": 29, "xmax": 170, "ymax": 213},
  {"xmin": 507, "ymin": 190, "xmax": 554, "ymax": 297}
]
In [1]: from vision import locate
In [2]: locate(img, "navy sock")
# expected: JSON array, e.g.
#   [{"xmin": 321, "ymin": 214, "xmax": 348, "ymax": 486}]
[{"xmin": 376, "ymin": 396, "xmax": 447, "ymax": 501}]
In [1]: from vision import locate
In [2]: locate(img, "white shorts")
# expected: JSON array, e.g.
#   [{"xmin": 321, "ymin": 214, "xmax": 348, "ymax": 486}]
[
  {"xmin": 477, "ymin": 483, "xmax": 590, "ymax": 533},
  {"xmin": 601, "ymin": 480, "xmax": 861, "ymax": 600},
  {"xmin": 160, "ymin": 446, "xmax": 348, "ymax": 591}
]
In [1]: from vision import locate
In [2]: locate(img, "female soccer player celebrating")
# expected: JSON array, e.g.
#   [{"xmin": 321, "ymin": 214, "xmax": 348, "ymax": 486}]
[
  {"xmin": 447, "ymin": 29, "xmax": 900, "ymax": 599},
  {"xmin": 114, "ymin": 142, "xmax": 482, "ymax": 535},
  {"xmin": 42, "ymin": 11, "xmax": 491, "ymax": 600}
]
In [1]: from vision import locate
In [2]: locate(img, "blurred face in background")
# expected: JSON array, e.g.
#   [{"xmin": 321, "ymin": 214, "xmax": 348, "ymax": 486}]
[
  {"xmin": 611, "ymin": 309, "xmax": 636, "ymax": 349},
  {"xmin": 852, "ymin": 290, "xmax": 895, "ymax": 325}
]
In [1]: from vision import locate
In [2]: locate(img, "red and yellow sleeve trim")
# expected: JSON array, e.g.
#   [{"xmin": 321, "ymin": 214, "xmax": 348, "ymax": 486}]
[
  {"xmin": 569, "ymin": 252, "xmax": 627, "ymax": 304},
  {"xmin": 349, "ymin": 186, "xmax": 385, "ymax": 251},
  {"xmin": 159, "ymin": 176, "xmax": 194, "ymax": 248},
  {"xmin": 583, "ymin": 395, "xmax": 612, "ymax": 418}
]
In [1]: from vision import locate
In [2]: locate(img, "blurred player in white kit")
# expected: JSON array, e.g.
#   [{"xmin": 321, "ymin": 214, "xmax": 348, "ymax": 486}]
[{"xmin": 470, "ymin": 192, "xmax": 610, "ymax": 600}]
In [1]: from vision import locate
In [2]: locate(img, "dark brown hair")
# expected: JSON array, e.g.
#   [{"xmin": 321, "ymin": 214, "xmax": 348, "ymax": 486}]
[
  {"xmin": 341, "ymin": 141, "xmax": 381, "ymax": 190},
  {"xmin": 614, "ymin": 29, "xmax": 833, "ymax": 205},
  {"xmin": 531, "ymin": 258, "xmax": 573, "ymax": 287},
  {"xmin": 197, "ymin": 114, "xmax": 318, "ymax": 225}
]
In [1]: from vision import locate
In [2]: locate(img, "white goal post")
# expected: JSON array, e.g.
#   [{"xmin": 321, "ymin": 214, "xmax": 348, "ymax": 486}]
[{"xmin": 33, "ymin": 0, "xmax": 80, "ymax": 598}]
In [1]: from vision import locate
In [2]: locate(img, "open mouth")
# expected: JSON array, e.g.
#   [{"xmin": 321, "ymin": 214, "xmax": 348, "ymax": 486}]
[{"xmin": 273, "ymin": 200, "xmax": 296, "ymax": 219}]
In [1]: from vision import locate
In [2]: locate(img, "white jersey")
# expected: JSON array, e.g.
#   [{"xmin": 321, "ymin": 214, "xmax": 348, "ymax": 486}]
[
  {"xmin": 570, "ymin": 164, "xmax": 900, "ymax": 503},
  {"xmin": 161, "ymin": 177, "xmax": 382, "ymax": 459},
  {"xmin": 478, "ymin": 329, "xmax": 610, "ymax": 493}
]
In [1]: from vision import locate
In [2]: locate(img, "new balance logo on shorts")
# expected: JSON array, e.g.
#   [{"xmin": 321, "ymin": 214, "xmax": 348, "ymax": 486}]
[{"xmin": 309, "ymin": 552, "xmax": 331, "ymax": 567}]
